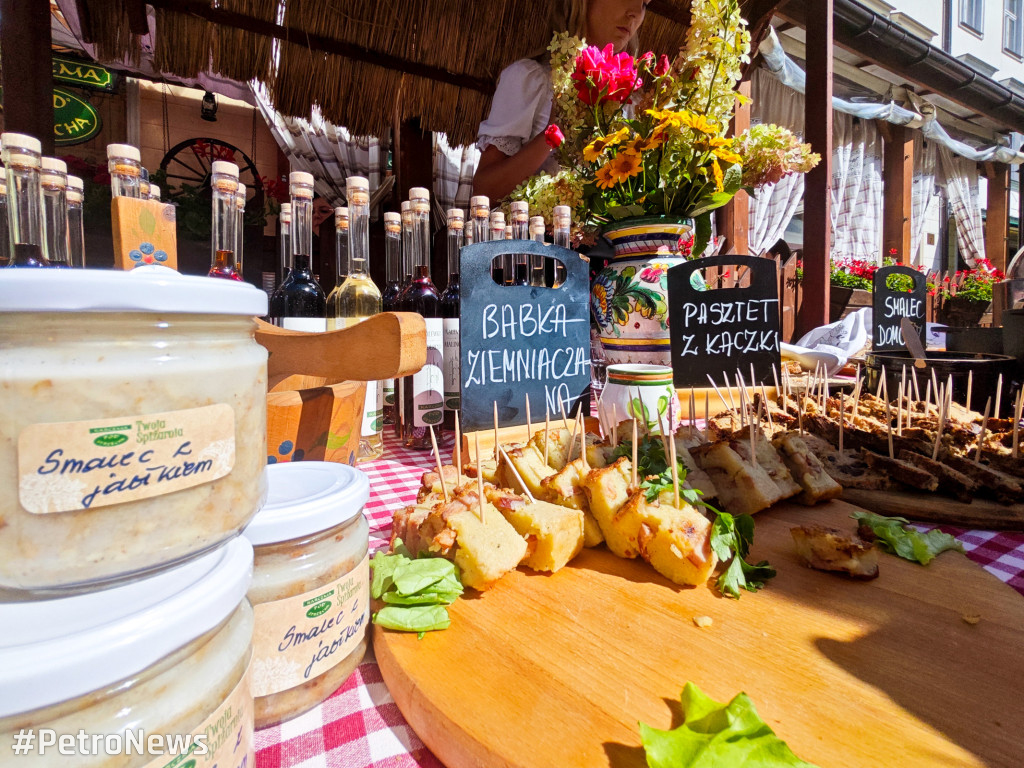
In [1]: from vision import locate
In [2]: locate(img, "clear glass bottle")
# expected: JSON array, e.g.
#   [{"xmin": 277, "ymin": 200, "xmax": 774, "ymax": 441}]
[
  {"xmin": 489, "ymin": 211, "xmax": 505, "ymax": 284},
  {"xmin": 235, "ymin": 181, "xmax": 246, "ymax": 278},
  {"xmin": 67, "ymin": 175, "xmax": 85, "ymax": 268},
  {"xmin": 326, "ymin": 207, "xmax": 349, "ymax": 323},
  {"xmin": 470, "ymin": 195, "xmax": 489, "ymax": 244},
  {"xmin": 139, "ymin": 167, "xmax": 151, "ymax": 199},
  {"xmin": 106, "ymin": 143, "xmax": 142, "ymax": 198},
  {"xmin": 332, "ymin": 178, "xmax": 383, "ymax": 461},
  {"xmin": 2, "ymin": 133, "xmax": 46, "ymax": 268},
  {"xmin": 399, "ymin": 199, "xmax": 414, "ymax": 291},
  {"xmin": 268, "ymin": 171, "xmax": 327, "ymax": 331},
  {"xmin": 149, "ymin": 184, "xmax": 161, "ymax": 202},
  {"xmin": 381, "ymin": 210, "xmax": 403, "ymax": 431},
  {"xmin": 441, "ymin": 208, "xmax": 463, "ymax": 432},
  {"xmin": 0, "ymin": 170, "xmax": 10, "ymax": 267},
  {"xmin": 530, "ymin": 216, "xmax": 547, "ymax": 286},
  {"xmin": 403, "ymin": 187, "xmax": 444, "ymax": 449},
  {"xmin": 510, "ymin": 200, "xmax": 529, "ymax": 286},
  {"xmin": 208, "ymin": 161, "xmax": 242, "ymax": 281},
  {"xmin": 40, "ymin": 157, "xmax": 70, "ymax": 268},
  {"xmin": 278, "ymin": 202, "xmax": 292, "ymax": 285},
  {"xmin": 552, "ymin": 204, "xmax": 571, "ymax": 288}
]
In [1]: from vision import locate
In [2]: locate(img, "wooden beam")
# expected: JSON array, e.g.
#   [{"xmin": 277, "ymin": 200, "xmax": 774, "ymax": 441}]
[
  {"xmin": 985, "ymin": 161, "xmax": 1009, "ymax": 272},
  {"xmin": 797, "ymin": 0, "xmax": 833, "ymax": 336},
  {"xmin": 146, "ymin": 0, "xmax": 494, "ymax": 94},
  {"xmin": 0, "ymin": 0, "xmax": 54, "ymax": 154},
  {"xmin": 718, "ymin": 78, "xmax": 751, "ymax": 255},
  {"xmin": 882, "ymin": 124, "xmax": 914, "ymax": 264}
]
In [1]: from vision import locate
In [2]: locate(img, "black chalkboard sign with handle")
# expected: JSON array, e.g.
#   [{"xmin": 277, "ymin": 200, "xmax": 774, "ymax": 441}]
[
  {"xmin": 667, "ymin": 255, "xmax": 781, "ymax": 387},
  {"xmin": 872, "ymin": 264, "xmax": 927, "ymax": 352},
  {"xmin": 459, "ymin": 239, "xmax": 591, "ymax": 433}
]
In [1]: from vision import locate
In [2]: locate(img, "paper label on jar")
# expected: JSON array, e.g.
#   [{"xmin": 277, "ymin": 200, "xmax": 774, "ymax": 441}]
[
  {"xmin": 17, "ymin": 404, "xmax": 235, "ymax": 515},
  {"xmin": 413, "ymin": 318, "xmax": 444, "ymax": 427},
  {"xmin": 250, "ymin": 553, "xmax": 370, "ymax": 698},
  {"xmin": 282, "ymin": 317, "xmax": 326, "ymax": 332},
  {"xmin": 142, "ymin": 661, "xmax": 253, "ymax": 768},
  {"xmin": 361, "ymin": 380, "xmax": 383, "ymax": 436},
  {"xmin": 383, "ymin": 379, "xmax": 395, "ymax": 406},
  {"xmin": 443, "ymin": 318, "xmax": 460, "ymax": 412}
]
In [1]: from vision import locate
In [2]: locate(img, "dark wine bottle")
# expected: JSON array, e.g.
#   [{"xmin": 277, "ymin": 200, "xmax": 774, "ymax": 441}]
[
  {"xmin": 381, "ymin": 211, "xmax": 403, "ymax": 429},
  {"xmin": 268, "ymin": 171, "xmax": 326, "ymax": 330},
  {"xmin": 2, "ymin": 133, "xmax": 48, "ymax": 268},
  {"xmin": 441, "ymin": 208, "xmax": 463, "ymax": 432}
]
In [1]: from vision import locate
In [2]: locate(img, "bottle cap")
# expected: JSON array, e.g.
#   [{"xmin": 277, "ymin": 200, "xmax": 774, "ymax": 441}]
[
  {"xmin": 447, "ymin": 208, "xmax": 464, "ymax": 220},
  {"xmin": 279, "ymin": 203, "xmax": 291, "ymax": 213},
  {"xmin": 401, "ymin": 200, "xmax": 411, "ymax": 212},
  {"xmin": 553, "ymin": 205, "xmax": 571, "ymax": 216},
  {"xmin": 236, "ymin": 182, "xmax": 246, "ymax": 197},
  {"xmin": 335, "ymin": 206, "xmax": 349, "ymax": 224},
  {"xmin": 1, "ymin": 133, "xmax": 42, "ymax": 154},
  {"xmin": 346, "ymin": 175, "xmax": 369, "ymax": 191},
  {"xmin": 150, "ymin": 185, "xmax": 160, "ymax": 200},
  {"xmin": 67, "ymin": 175, "xmax": 84, "ymax": 191},
  {"xmin": 510, "ymin": 200, "xmax": 528, "ymax": 212},
  {"xmin": 409, "ymin": 186, "xmax": 429, "ymax": 201},
  {"xmin": 289, "ymin": 170, "xmax": 314, "ymax": 186},
  {"xmin": 470, "ymin": 195, "xmax": 489, "ymax": 208},
  {"xmin": 41, "ymin": 157, "xmax": 67, "ymax": 174},
  {"xmin": 212, "ymin": 160, "xmax": 239, "ymax": 177},
  {"xmin": 384, "ymin": 211, "xmax": 401, "ymax": 223},
  {"xmin": 106, "ymin": 143, "xmax": 140, "ymax": 162},
  {"xmin": 489, "ymin": 211, "xmax": 505, "ymax": 223}
]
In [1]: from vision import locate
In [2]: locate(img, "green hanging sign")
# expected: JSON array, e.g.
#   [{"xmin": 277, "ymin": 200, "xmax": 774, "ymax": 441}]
[
  {"xmin": 52, "ymin": 56, "xmax": 116, "ymax": 92},
  {"xmin": 53, "ymin": 87, "xmax": 102, "ymax": 146}
]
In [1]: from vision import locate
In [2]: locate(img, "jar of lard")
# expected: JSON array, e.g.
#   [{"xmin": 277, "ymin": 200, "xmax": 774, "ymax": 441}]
[
  {"xmin": 0, "ymin": 266, "xmax": 268, "ymax": 593},
  {"xmin": 243, "ymin": 461, "xmax": 370, "ymax": 728},
  {"xmin": 0, "ymin": 537, "xmax": 255, "ymax": 768}
]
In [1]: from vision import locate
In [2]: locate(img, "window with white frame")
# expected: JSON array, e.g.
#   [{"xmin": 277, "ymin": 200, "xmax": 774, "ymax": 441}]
[
  {"xmin": 1006, "ymin": 0, "xmax": 1023, "ymax": 56},
  {"xmin": 961, "ymin": 0, "xmax": 985, "ymax": 33}
]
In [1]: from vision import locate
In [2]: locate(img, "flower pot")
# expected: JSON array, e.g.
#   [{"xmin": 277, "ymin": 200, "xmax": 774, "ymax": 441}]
[
  {"xmin": 591, "ymin": 216, "xmax": 694, "ymax": 366},
  {"xmin": 939, "ymin": 296, "xmax": 991, "ymax": 327},
  {"xmin": 828, "ymin": 286, "xmax": 871, "ymax": 322},
  {"xmin": 597, "ymin": 364, "xmax": 680, "ymax": 434}
]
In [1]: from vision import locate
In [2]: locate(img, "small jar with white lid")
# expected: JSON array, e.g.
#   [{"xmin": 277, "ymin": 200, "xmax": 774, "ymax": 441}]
[
  {"xmin": 149, "ymin": 184, "xmax": 160, "ymax": 202},
  {"xmin": 66, "ymin": 175, "xmax": 85, "ymax": 268},
  {"xmin": 2, "ymin": 132, "xmax": 45, "ymax": 267},
  {"xmin": 40, "ymin": 157, "xmax": 69, "ymax": 268},
  {"xmin": 0, "ymin": 265, "xmax": 269, "ymax": 593},
  {"xmin": 107, "ymin": 143, "xmax": 142, "ymax": 198},
  {"xmin": 0, "ymin": 537, "xmax": 255, "ymax": 768},
  {"xmin": 243, "ymin": 461, "xmax": 370, "ymax": 728},
  {"xmin": 139, "ymin": 167, "xmax": 151, "ymax": 199}
]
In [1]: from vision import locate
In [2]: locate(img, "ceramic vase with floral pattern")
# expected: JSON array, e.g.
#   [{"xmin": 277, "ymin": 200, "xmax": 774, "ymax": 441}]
[{"xmin": 591, "ymin": 216, "xmax": 695, "ymax": 366}]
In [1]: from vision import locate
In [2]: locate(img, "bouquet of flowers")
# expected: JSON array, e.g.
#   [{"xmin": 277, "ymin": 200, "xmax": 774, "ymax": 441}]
[{"xmin": 512, "ymin": 0, "xmax": 820, "ymax": 255}]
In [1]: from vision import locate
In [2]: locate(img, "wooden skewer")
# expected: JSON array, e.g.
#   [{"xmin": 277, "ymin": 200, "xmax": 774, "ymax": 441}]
[
  {"xmin": 931, "ymin": 383, "xmax": 948, "ymax": 461},
  {"xmin": 1013, "ymin": 388, "xmax": 1022, "ymax": 460},
  {"xmin": 656, "ymin": 409, "xmax": 672, "ymax": 461},
  {"xmin": 631, "ymin": 418, "xmax": 638, "ymax": 487},
  {"xmin": 668, "ymin": 428, "xmax": 680, "ymax": 508},
  {"xmin": 525, "ymin": 395, "xmax": 532, "ymax": 438},
  {"xmin": 966, "ymin": 369, "xmax": 974, "ymax": 413},
  {"xmin": 499, "ymin": 445, "xmax": 535, "ymax": 503},
  {"xmin": 850, "ymin": 376, "xmax": 864, "ymax": 430},
  {"xmin": 749, "ymin": 400, "xmax": 759, "ymax": 467},
  {"xmin": 760, "ymin": 384, "xmax": 774, "ymax": 430},
  {"xmin": 635, "ymin": 387, "xmax": 650, "ymax": 434},
  {"xmin": 429, "ymin": 426, "xmax": 448, "ymax": 502},
  {"xmin": 896, "ymin": 379, "xmax": 904, "ymax": 437},
  {"xmin": 995, "ymin": 373, "xmax": 1004, "ymax": 420},
  {"xmin": 721, "ymin": 373, "xmax": 739, "ymax": 421},
  {"xmin": 703, "ymin": 391, "xmax": 710, "ymax": 443},
  {"xmin": 930, "ymin": 368, "xmax": 940, "ymax": 411},
  {"xmin": 705, "ymin": 374, "xmax": 731, "ymax": 426},
  {"xmin": 911, "ymin": 365, "xmax": 921, "ymax": 404},
  {"xmin": 884, "ymin": 395, "xmax": 894, "ymax": 460},
  {"xmin": 975, "ymin": 397, "xmax": 992, "ymax": 465},
  {"xmin": 579, "ymin": 412, "xmax": 590, "ymax": 472},
  {"xmin": 493, "ymin": 401, "xmax": 500, "ymax": 463},
  {"xmin": 559, "ymin": 401, "xmax": 569, "ymax": 430},
  {"xmin": 474, "ymin": 432, "xmax": 485, "ymax": 522},
  {"xmin": 454, "ymin": 411, "xmax": 462, "ymax": 475},
  {"xmin": 568, "ymin": 410, "xmax": 581, "ymax": 459},
  {"xmin": 772, "ymin": 363, "xmax": 781, "ymax": 406},
  {"xmin": 838, "ymin": 390, "xmax": 845, "ymax": 454},
  {"xmin": 545, "ymin": 408, "xmax": 552, "ymax": 465},
  {"xmin": 924, "ymin": 379, "xmax": 932, "ymax": 416},
  {"xmin": 610, "ymin": 404, "xmax": 617, "ymax": 451},
  {"xmin": 689, "ymin": 388, "xmax": 697, "ymax": 431},
  {"xmin": 875, "ymin": 366, "xmax": 885, "ymax": 399}
]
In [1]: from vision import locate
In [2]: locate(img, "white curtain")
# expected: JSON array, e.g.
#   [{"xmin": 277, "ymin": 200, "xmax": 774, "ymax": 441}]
[
  {"xmin": 936, "ymin": 146, "xmax": 985, "ymax": 268},
  {"xmin": 252, "ymin": 85, "xmax": 389, "ymax": 210},
  {"xmin": 433, "ymin": 134, "xmax": 480, "ymax": 220},
  {"xmin": 911, "ymin": 134, "xmax": 940, "ymax": 268},
  {"xmin": 831, "ymin": 113, "xmax": 884, "ymax": 263},
  {"xmin": 747, "ymin": 68, "xmax": 806, "ymax": 254}
]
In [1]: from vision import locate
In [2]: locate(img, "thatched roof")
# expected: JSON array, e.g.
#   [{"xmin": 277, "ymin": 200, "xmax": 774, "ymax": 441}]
[{"xmin": 80, "ymin": 0, "xmax": 780, "ymax": 146}]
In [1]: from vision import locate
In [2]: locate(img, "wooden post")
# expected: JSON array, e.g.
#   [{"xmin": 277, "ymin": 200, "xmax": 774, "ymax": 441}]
[
  {"xmin": 882, "ymin": 124, "xmax": 914, "ymax": 264},
  {"xmin": 797, "ymin": 0, "xmax": 832, "ymax": 337},
  {"xmin": 0, "ymin": 0, "xmax": 54, "ymax": 154},
  {"xmin": 718, "ymin": 79, "xmax": 751, "ymax": 255},
  {"xmin": 395, "ymin": 118, "xmax": 446, "ymax": 284},
  {"xmin": 985, "ymin": 162, "xmax": 1009, "ymax": 325}
]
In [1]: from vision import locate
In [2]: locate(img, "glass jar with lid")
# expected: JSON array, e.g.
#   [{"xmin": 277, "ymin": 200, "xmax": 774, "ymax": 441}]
[
  {"xmin": 2, "ymin": 132, "xmax": 45, "ymax": 267},
  {"xmin": 0, "ymin": 266, "xmax": 268, "ymax": 593},
  {"xmin": 243, "ymin": 461, "xmax": 370, "ymax": 728},
  {"xmin": 0, "ymin": 537, "xmax": 255, "ymax": 768},
  {"xmin": 107, "ymin": 143, "xmax": 142, "ymax": 199}
]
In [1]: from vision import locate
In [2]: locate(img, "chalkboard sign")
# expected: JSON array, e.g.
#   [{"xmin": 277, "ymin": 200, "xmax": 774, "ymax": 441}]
[
  {"xmin": 459, "ymin": 239, "xmax": 591, "ymax": 432},
  {"xmin": 667, "ymin": 255, "xmax": 781, "ymax": 388},
  {"xmin": 872, "ymin": 264, "xmax": 926, "ymax": 352}
]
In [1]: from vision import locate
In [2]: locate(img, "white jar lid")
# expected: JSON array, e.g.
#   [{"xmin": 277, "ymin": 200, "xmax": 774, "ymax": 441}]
[
  {"xmin": 0, "ymin": 537, "xmax": 253, "ymax": 718},
  {"xmin": 0, "ymin": 264, "xmax": 268, "ymax": 315},
  {"xmin": 41, "ymin": 157, "xmax": 67, "ymax": 174},
  {"xmin": 107, "ymin": 143, "xmax": 141, "ymax": 161},
  {"xmin": 243, "ymin": 462, "xmax": 369, "ymax": 546},
  {"xmin": 410, "ymin": 186, "xmax": 429, "ymax": 200},
  {"xmin": 67, "ymin": 174, "xmax": 84, "ymax": 191},
  {"xmin": 212, "ymin": 160, "xmax": 239, "ymax": 177},
  {"xmin": 470, "ymin": 195, "xmax": 489, "ymax": 207},
  {"xmin": 290, "ymin": 171, "xmax": 314, "ymax": 186},
  {"xmin": 347, "ymin": 175, "xmax": 369, "ymax": 191},
  {"xmin": 1, "ymin": 132, "xmax": 42, "ymax": 153},
  {"xmin": 384, "ymin": 211, "xmax": 400, "ymax": 223}
]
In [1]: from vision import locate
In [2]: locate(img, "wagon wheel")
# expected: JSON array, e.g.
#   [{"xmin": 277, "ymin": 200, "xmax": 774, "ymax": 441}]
[{"xmin": 159, "ymin": 137, "xmax": 265, "ymax": 214}]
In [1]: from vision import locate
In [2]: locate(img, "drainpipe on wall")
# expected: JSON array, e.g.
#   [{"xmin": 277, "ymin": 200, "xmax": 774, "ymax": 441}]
[{"xmin": 941, "ymin": 0, "xmax": 952, "ymax": 54}]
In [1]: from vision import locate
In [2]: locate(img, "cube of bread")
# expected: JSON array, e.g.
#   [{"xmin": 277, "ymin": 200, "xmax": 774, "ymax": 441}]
[
  {"xmin": 530, "ymin": 427, "xmax": 574, "ymax": 470},
  {"xmin": 485, "ymin": 488, "xmax": 584, "ymax": 572},
  {"xmin": 633, "ymin": 492, "xmax": 718, "ymax": 587},
  {"xmin": 672, "ymin": 436, "xmax": 719, "ymax": 501},
  {"xmin": 540, "ymin": 458, "xmax": 605, "ymax": 547},
  {"xmin": 568, "ymin": 434, "xmax": 615, "ymax": 468},
  {"xmin": 726, "ymin": 429, "xmax": 802, "ymax": 500},
  {"xmin": 691, "ymin": 440, "xmax": 783, "ymax": 516},
  {"xmin": 464, "ymin": 455, "xmax": 502, "ymax": 485},
  {"xmin": 499, "ymin": 443, "xmax": 555, "ymax": 499},
  {"xmin": 392, "ymin": 485, "xmax": 527, "ymax": 591},
  {"xmin": 772, "ymin": 432, "xmax": 843, "ymax": 505},
  {"xmin": 581, "ymin": 458, "xmax": 640, "ymax": 558}
]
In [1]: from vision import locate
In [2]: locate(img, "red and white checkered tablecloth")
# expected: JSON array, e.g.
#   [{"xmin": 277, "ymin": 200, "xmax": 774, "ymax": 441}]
[{"xmin": 255, "ymin": 429, "xmax": 1024, "ymax": 768}]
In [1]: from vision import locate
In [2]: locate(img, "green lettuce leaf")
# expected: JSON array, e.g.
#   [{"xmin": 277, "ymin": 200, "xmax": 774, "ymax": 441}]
[
  {"xmin": 370, "ymin": 541, "xmax": 464, "ymax": 634},
  {"xmin": 640, "ymin": 682, "xmax": 818, "ymax": 768},
  {"xmin": 851, "ymin": 511, "xmax": 963, "ymax": 565},
  {"xmin": 711, "ymin": 511, "xmax": 775, "ymax": 598},
  {"xmin": 372, "ymin": 604, "xmax": 451, "ymax": 633}
]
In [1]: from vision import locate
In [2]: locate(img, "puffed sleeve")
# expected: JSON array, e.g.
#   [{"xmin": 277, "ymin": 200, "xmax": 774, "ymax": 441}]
[{"xmin": 477, "ymin": 59, "xmax": 553, "ymax": 156}]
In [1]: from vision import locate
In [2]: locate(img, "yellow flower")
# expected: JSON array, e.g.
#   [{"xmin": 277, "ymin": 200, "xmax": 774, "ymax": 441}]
[
  {"xmin": 583, "ymin": 127, "xmax": 631, "ymax": 162},
  {"xmin": 680, "ymin": 113, "xmax": 720, "ymax": 135},
  {"xmin": 712, "ymin": 147, "xmax": 743, "ymax": 164},
  {"xmin": 711, "ymin": 159, "xmax": 724, "ymax": 193},
  {"xmin": 609, "ymin": 152, "xmax": 642, "ymax": 181},
  {"xmin": 630, "ymin": 132, "xmax": 665, "ymax": 153},
  {"xmin": 646, "ymin": 108, "xmax": 689, "ymax": 129},
  {"xmin": 595, "ymin": 163, "xmax": 617, "ymax": 189}
]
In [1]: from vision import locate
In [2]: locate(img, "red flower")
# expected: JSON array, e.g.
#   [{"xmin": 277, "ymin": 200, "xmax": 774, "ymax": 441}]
[
  {"xmin": 639, "ymin": 265, "xmax": 666, "ymax": 283},
  {"xmin": 654, "ymin": 54, "xmax": 671, "ymax": 77},
  {"xmin": 544, "ymin": 124, "xmax": 565, "ymax": 149},
  {"xmin": 677, "ymin": 232, "xmax": 694, "ymax": 257},
  {"xmin": 571, "ymin": 44, "xmax": 642, "ymax": 106}
]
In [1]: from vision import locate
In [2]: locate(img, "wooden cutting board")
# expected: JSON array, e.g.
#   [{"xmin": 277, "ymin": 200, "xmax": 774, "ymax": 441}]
[
  {"xmin": 842, "ymin": 487, "xmax": 1024, "ymax": 531},
  {"xmin": 374, "ymin": 500, "xmax": 1024, "ymax": 768}
]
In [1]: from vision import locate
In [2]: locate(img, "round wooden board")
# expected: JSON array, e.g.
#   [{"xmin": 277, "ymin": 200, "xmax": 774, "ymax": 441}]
[{"xmin": 374, "ymin": 500, "xmax": 1024, "ymax": 768}]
